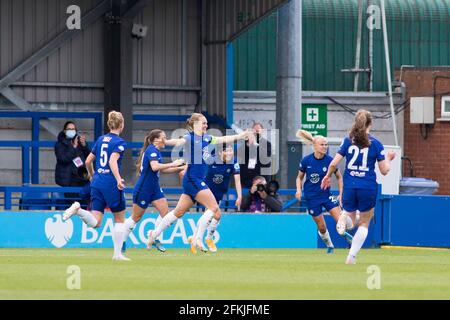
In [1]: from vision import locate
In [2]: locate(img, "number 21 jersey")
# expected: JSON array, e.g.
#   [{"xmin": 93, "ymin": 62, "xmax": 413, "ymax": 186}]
[{"xmin": 337, "ymin": 135, "xmax": 385, "ymax": 190}]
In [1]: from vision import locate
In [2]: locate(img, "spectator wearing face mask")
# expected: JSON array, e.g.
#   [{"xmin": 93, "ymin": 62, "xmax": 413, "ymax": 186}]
[{"xmin": 54, "ymin": 121, "xmax": 91, "ymax": 188}]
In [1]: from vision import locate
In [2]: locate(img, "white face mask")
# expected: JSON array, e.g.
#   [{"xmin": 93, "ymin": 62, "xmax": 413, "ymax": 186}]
[{"xmin": 65, "ymin": 130, "xmax": 77, "ymax": 139}]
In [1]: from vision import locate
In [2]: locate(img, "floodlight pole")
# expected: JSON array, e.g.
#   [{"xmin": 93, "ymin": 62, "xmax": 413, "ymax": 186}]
[{"xmin": 380, "ymin": 0, "xmax": 399, "ymax": 146}]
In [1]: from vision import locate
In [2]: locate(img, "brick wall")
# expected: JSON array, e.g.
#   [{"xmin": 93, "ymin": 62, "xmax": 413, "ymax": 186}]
[{"xmin": 401, "ymin": 67, "xmax": 450, "ymax": 195}]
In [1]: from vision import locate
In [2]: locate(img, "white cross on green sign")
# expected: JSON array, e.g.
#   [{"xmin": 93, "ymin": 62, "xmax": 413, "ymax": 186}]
[{"xmin": 301, "ymin": 104, "xmax": 327, "ymax": 136}]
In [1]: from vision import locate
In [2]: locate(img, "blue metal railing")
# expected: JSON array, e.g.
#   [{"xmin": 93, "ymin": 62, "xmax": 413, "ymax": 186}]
[
  {"xmin": 0, "ymin": 111, "xmax": 103, "ymax": 184},
  {"xmin": 0, "ymin": 185, "xmax": 316, "ymax": 212},
  {"xmin": 0, "ymin": 111, "xmax": 232, "ymax": 185}
]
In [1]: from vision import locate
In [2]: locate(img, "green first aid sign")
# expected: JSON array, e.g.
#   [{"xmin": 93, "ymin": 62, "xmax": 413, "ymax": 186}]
[{"xmin": 301, "ymin": 104, "xmax": 327, "ymax": 136}]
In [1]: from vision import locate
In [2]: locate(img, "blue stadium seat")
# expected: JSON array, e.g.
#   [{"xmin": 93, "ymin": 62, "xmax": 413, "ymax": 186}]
[{"xmin": 19, "ymin": 192, "xmax": 52, "ymax": 210}]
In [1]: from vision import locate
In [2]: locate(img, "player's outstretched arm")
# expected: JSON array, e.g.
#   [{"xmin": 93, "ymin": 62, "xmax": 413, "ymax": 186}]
[
  {"xmin": 214, "ymin": 129, "xmax": 253, "ymax": 145},
  {"xmin": 321, "ymin": 154, "xmax": 343, "ymax": 189},
  {"xmin": 152, "ymin": 159, "xmax": 185, "ymax": 173},
  {"xmin": 164, "ymin": 137, "xmax": 187, "ymax": 147}
]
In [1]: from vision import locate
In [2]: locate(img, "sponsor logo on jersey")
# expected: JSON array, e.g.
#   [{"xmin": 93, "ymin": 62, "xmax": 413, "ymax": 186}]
[
  {"xmin": 103, "ymin": 136, "xmax": 112, "ymax": 142},
  {"xmin": 97, "ymin": 168, "xmax": 111, "ymax": 174},
  {"xmin": 118, "ymin": 145, "xmax": 125, "ymax": 152},
  {"xmin": 213, "ymin": 174, "xmax": 224, "ymax": 184},
  {"xmin": 310, "ymin": 173, "xmax": 320, "ymax": 184},
  {"xmin": 151, "ymin": 153, "xmax": 157, "ymax": 157},
  {"xmin": 350, "ymin": 171, "xmax": 366, "ymax": 177}
]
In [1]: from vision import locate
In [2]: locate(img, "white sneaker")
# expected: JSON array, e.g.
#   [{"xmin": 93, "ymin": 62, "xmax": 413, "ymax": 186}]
[
  {"xmin": 112, "ymin": 254, "xmax": 131, "ymax": 261},
  {"xmin": 146, "ymin": 230, "xmax": 156, "ymax": 250},
  {"xmin": 336, "ymin": 213, "xmax": 347, "ymax": 236},
  {"xmin": 63, "ymin": 202, "xmax": 80, "ymax": 221},
  {"xmin": 345, "ymin": 254, "xmax": 356, "ymax": 265}
]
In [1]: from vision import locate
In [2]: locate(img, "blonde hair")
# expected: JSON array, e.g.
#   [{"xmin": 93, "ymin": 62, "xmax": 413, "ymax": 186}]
[
  {"xmin": 136, "ymin": 129, "xmax": 164, "ymax": 175},
  {"xmin": 107, "ymin": 111, "xmax": 124, "ymax": 131},
  {"xmin": 296, "ymin": 129, "xmax": 326, "ymax": 145},
  {"xmin": 349, "ymin": 109, "xmax": 372, "ymax": 148},
  {"xmin": 186, "ymin": 113, "xmax": 205, "ymax": 132}
]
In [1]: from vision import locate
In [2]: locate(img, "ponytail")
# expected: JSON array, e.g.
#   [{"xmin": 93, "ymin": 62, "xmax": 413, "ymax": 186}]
[
  {"xmin": 349, "ymin": 110, "xmax": 372, "ymax": 148},
  {"xmin": 296, "ymin": 129, "xmax": 314, "ymax": 144}
]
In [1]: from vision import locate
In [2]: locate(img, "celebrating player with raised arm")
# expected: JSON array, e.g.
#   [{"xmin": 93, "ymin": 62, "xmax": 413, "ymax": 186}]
[{"xmin": 146, "ymin": 113, "xmax": 253, "ymax": 253}]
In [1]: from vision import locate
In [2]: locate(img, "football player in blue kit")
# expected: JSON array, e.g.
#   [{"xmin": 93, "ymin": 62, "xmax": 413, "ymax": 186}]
[
  {"xmin": 121, "ymin": 129, "xmax": 185, "ymax": 254},
  {"xmin": 63, "ymin": 111, "xmax": 130, "ymax": 261},
  {"xmin": 191, "ymin": 145, "xmax": 243, "ymax": 252},
  {"xmin": 296, "ymin": 130, "xmax": 353, "ymax": 254},
  {"xmin": 321, "ymin": 110, "xmax": 395, "ymax": 264},
  {"xmin": 146, "ymin": 113, "xmax": 253, "ymax": 253}
]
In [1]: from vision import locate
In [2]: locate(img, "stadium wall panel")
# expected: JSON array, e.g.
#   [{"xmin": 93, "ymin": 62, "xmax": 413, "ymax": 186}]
[
  {"xmin": 0, "ymin": 212, "xmax": 318, "ymax": 249},
  {"xmin": 379, "ymin": 194, "xmax": 450, "ymax": 248}
]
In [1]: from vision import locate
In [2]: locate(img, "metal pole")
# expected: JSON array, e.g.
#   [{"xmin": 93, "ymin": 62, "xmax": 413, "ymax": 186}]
[
  {"xmin": 368, "ymin": 0, "xmax": 374, "ymax": 92},
  {"xmin": 276, "ymin": 0, "xmax": 302, "ymax": 188},
  {"xmin": 182, "ymin": 0, "xmax": 187, "ymax": 86},
  {"xmin": 354, "ymin": 0, "xmax": 363, "ymax": 92},
  {"xmin": 380, "ymin": 0, "xmax": 398, "ymax": 146}
]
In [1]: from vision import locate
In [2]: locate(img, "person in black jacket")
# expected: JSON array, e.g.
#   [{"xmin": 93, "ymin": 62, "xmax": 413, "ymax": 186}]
[
  {"xmin": 241, "ymin": 176, "xmax": 283, "ymax": 213},
  {"xmin": 238, "ymin": 123, "xmax": 273, "ymax": 189},
  {"xmin": 54, "ymin": 121, "xmax": 91, "ymax": 203}
]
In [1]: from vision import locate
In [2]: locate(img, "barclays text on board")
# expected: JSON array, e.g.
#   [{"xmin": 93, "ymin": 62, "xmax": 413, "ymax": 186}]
[{"xmin": 0, "ymin": 212, "xmax": 318, "ymax": 249}]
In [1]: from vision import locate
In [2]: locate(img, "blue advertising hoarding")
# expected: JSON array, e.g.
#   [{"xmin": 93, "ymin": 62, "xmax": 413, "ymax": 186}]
[{"xmin": 0, "ymin": 212, "xmax": 319, "ymax": 249}]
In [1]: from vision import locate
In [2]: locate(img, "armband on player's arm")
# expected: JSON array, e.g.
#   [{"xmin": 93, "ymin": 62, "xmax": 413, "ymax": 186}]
[{"xmin": 210, "ymin": 136, "xmax": 218, "ymax": 145}]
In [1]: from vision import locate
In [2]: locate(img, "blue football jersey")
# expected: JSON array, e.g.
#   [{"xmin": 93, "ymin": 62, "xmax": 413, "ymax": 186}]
[
  {"xmin": 337, "ymin": 135, "xmax": 385, "ymax": 190},
  {"xmin": 206, "ymin": 158, "xmax": 240, "ymax": 194},
  {"xmin": 91, "ymin": 133, "xmax": 126, "ymax": 188},
  {"xmin": 183, "ymin": 132, "xmax": 216, "ymax": 179},
  {"xmin": 134, "ymin": 144, "xmax": 162, "ymax": 193},
  {"xmin": 299, "ymin": 153, "xmax": 334, "ymax": 199}
]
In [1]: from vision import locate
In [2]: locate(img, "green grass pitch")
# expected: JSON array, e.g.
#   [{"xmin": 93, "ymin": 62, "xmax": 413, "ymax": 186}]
[{"xmin": 1, "ymin": 248, "xmax": 449, "ymax": 300}]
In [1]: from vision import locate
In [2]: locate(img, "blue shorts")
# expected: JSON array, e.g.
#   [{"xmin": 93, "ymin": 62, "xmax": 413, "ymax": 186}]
[
  {"xmin": 182, "ymin": 176, "xmax": 210, "ymax": 202},
  {"xmin": 133, "ymin": 187, "xmax": 165, "ymax": 209},
  {"xmin": 305, "ymin": 197, "xmax": 339, "ymax": 217},
  {"xmin": 91, "ymin": 186, "xmax": 126, "ymax": 213},
  {"xmin": 342, "ymin": 188, "xmax": 377, "ymax": 212},
  {"xmin": 211, "ymin": 191, "xmax": 224, "ymax": 204}
]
